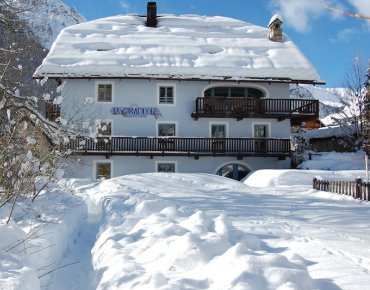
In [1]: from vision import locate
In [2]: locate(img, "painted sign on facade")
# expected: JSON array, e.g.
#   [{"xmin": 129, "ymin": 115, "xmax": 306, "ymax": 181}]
[{"xmin": 111, "ymin": 107, "xmax": 161, "ymax": 118}]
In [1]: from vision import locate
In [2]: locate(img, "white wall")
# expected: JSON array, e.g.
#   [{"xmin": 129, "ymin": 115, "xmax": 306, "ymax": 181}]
[
  {"xmin": 61, "ymin": 79, "xmax": 291, "ymax": 138},
  {"xmin": 65, "ymin": 155, "xmax": 291, "ymax": 179}
]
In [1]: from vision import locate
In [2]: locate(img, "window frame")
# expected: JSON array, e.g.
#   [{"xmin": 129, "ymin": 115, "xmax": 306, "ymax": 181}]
[
  {"xmin": 156, "ymin": 121, "xmax": 178, "ymax": 137},
  {"xmin": 96, "ymin": 81, "xmax": 114, "ymax": 103},
  {"xmin": 252, "ymin": 122, "xmax": 271, "ymax": 138},
  {"xmin": 203, "ymin": 85, "xmax": 267, "ymax": 99},
  {"xmin": 157, "ymin": 83, "xmax": 176, "ymax": 105},
  {"xmin": 94, "ymin": 160, "xmax": 113, "ymax": 180},
  {"xmin": 155, "ymin": 161, "xmax": 177, "ymax": 173},
  {"xmin": 209, "ymin": 121, "xmax": 229, "ymax": 138}
]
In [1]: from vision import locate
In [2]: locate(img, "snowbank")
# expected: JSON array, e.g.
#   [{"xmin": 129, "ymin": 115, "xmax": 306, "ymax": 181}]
[
  {"xmin": 90, "ymin": 174, "xmax": 315, "ymax": 290},
  {"xmin": 0, "ymin": 223, "xmax": 39, "ymax": 290},
  {"xmin": 244, "ymin": 169, "xmax": 367, "ymax": 188},
  {"xmin": 0, "ymin": 185, "xmax": 88, "ymax": 290}
]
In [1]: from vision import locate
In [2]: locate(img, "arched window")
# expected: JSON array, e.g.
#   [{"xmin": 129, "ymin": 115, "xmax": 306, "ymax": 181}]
[
  {"xmin": 204, "ymin": 87, "xmax": 264, "ymax": 99},
  {"xmin": 216, "ymin": 163, "xmax": 251, "ymax": 181}
]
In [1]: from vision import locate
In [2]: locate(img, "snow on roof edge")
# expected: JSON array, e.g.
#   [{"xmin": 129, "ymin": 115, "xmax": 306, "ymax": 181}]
[{"xmin": 32, "ymin": 71, "xmax": 326, "ymax": 85}]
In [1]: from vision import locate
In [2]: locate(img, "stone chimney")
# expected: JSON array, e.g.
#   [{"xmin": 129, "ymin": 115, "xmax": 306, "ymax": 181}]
[
  {"xmin": 268, "ymin": 14, "xmax": 283, "ymax": 42},
  {"xmin": 146, "ymin": 2, "xmax": 157, "ymax": 28}
]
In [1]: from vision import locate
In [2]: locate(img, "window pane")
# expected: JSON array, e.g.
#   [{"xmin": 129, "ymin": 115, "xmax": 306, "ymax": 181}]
[
  {"xmin": 160, "ymin": 87, "xmax": 166, "ymax": 98},
  {"xmin": 96, "ymin": 163, "xmax": 111, "ymax": 179},
  {"xmin": 157, "ymin": 163, "xmax": 175, "ymax": 173},
  {"xmin": 167, "ymin": 87, "xmax": 173, "ymax": 97},
  {"xmin": 105, "ymin": 85, "xmax": 112, "ymax": 101},
  {"xmin": 248, "ymin": 88, "xmax": 264, "ymax": 99},
  {"xmin": 204, "ymin": 89, "xmax": 212, "ymax": 97},
  {"xmin": 98, "ymin": 85, "xmax": 105, "ymax": 101},
  {"xmin": 231, "ymin": 87, "xmax": 245, "ymax": 98},
  {"xmin": 254, "ymin": 124, "xmax": 268, "ymax": 138},
  {"xmin": 158, "ymin": 124, "xmax": 176, "ymax": 136},
  {"xmin": 98, "ymin": 84, "xmax": 112, "ymax": 102},
  {"xmin": 212, "ymin": 124, "xmax": 226, "ymax": 138},
  {"xmin": 214, "ymin": 87, "xmax": 228, "ymax": 97}
]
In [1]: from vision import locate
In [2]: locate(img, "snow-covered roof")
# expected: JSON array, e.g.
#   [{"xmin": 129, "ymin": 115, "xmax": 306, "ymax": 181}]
[
  {"xmin": 301, "ymin": 125, "xmax": 352, "ymax": 139},
  {"xmin": 34, "ymin": 14, "xmax": 324, "ymax": 84}
]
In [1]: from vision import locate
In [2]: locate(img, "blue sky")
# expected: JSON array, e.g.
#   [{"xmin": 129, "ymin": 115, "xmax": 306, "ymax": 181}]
[{"xmin": 63, "ymin": 0, "xmax": 370, "ymax": 88}]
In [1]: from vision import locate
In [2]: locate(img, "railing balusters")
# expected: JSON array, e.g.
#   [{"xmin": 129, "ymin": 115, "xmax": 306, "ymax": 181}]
[
  {"xmin": 193, "ymin": 97, "xmax": 319, "ymax": 119},
  {"xmin": 67, "ymin": 136, "xmax": 290, "ymax": 157}
]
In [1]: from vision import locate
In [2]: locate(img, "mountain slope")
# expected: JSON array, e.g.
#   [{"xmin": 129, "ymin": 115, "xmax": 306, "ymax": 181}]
[
  {"xmin": 290, "ymin": 84, "xmax": 349, "ymax": 125},
  {"xmin": 3, "ymin": 0, "xmax": 85, "ymax": 49}
]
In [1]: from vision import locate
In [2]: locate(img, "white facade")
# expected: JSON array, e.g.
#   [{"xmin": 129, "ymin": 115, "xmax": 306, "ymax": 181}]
[
  {"xmin": 62, "ymin": 79, "xmax": 290, "ymax": 138},
  {"xmin": 62, "ymin": 78, "xmax": 291, "ymax": 179}
]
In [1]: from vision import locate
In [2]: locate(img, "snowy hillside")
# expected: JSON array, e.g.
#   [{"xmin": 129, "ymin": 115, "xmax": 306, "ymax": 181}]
[
  {"xmin": 290, "ymin": 84, "xmax": 350, "ymax": 125},
  {"xmin": 4, "ymin": 0, "xmax": 85, "ymax": 49}
]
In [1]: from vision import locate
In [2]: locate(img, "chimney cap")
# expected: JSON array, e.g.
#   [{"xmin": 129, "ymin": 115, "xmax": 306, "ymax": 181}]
[{"xmin": 268, "ymin": 14, "xmax": 283, "ymax": 27}]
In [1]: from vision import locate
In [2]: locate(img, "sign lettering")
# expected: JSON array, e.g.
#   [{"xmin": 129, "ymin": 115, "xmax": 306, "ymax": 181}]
[{"xmin": 111, "ymin": 107, "xmax": 161, "ymax": 118}]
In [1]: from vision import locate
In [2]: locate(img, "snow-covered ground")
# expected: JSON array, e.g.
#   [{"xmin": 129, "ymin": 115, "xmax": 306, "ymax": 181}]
[{"xmin": 1, "ymin": 152, "xmax": 370, "ymax": 290}]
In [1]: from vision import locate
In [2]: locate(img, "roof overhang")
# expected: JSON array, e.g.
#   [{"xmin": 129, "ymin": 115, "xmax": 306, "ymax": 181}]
[{"xmin": 33, "ymin": 74, "xmax": 326, "ymax": 85}]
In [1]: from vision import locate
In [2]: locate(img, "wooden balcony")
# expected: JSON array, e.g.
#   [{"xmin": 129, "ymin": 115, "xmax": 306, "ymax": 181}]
[
  {"xmin": 67, "ymin": 136, "xmax": 291, "ymax": 159},
  {"xmin": 45, "ymin": 102, "xmax": 61, "ymax": 121},
  {"xmin": 191, "ymin": 97, "xmax": 319, "ymax": 124}
]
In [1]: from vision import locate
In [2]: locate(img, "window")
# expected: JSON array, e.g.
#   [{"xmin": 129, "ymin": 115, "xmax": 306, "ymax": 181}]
[
  {"xmin": 156, "ymin": 162, "xmax": 176, "ymax": 173},
  {"xmin": 253, "ymin": 123, "xmax": 270, "ymax": 152},
  {"xmin": 97, "ymin": 83, "xmax": 112, "ymax": 102},
  {"xmin": 211, "ymin": 124, "xmax": 227, "ymax": 138},
  {"xmin": 159, "ymin": 85, "xmax": 175, "ymax": 104},
  {"xmin": 253, "ymin": 123, "xmax": 269, "ymax": 138},
  {"xmin": 204, "ymin": 87, "xmax": 264, "ymax": 99},
  {"xmin": 95, "ymin": 162, "xmax": 112, "ymax": 179},
  {"xmin": 158, "ymin": 123, "xmax": 176, "ymax": 136},
  {"xmin": 96, "ymin": 120, "xmax": 112, "ymax": 136},
  {"xmin": 216, "ymin": 163, "xmax": 251, "ymax": 181}
]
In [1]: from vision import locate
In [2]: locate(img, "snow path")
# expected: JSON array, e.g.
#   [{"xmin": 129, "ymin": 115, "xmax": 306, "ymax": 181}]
[
  {"xmin": 45, "ymin": 181, "xmax": 101, "ymax": 290},
  {"xmin": 45, "ymin": 219, "xmax": 99, "ymax": 290}
]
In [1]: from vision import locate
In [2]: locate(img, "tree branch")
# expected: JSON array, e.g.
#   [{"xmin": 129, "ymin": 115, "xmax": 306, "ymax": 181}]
[{"xmin": 320, "ymin": 1, "xmax": 370, "ymax": 20}]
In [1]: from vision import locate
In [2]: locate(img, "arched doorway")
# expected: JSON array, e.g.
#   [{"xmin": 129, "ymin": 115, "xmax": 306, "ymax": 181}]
[{"xmin": 215, "ymin": 162, "xmax": 252, "ymax": 181}]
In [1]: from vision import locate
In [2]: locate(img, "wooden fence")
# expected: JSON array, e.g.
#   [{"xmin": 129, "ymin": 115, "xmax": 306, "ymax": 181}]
[{"xmin": 313, "ymin": 178, "xmax": 370, "ymax": 201}]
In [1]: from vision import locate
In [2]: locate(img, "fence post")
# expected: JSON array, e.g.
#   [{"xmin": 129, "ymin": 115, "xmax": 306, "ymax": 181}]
[
  {"xmin": 355, "ymin": 178, "xmax": 361, "ymax": 199},
  {"xmin": 313, "ymin": 178, "xmax": 317, "ymax": 189}
]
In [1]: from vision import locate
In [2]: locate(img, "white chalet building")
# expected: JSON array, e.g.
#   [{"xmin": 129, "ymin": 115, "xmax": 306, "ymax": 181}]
[{"xmin": 34, "ymin": 3, "xmax": 324, "ymax": 180}]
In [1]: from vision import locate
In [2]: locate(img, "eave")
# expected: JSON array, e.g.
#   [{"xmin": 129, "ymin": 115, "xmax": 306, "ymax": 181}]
[{"xmin": 33, "ymin": 73, "xmax": 326, "ymax": 85}]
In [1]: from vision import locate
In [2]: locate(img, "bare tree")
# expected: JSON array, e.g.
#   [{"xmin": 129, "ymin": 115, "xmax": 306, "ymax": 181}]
[
  {"xmin": 330, "ymin": 57, "xmax": 368, "ymax": 151},
  {"xmin": 362, "ymin": 60, "xmax": 370, "ymax": 153},
  {"xmin": 0, "ymin": 3, "xmax": 67, "ymax": 223}
]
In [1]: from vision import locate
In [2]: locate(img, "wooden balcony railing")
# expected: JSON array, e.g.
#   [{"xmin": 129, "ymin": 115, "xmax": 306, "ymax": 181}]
[
  {"xmin": 45, "ymin": 101, "xmax": 61, "ymax": 121},
  {"xmin": 67, "ymin": 136, "xmax": 291, "ymax": 158},
  {"xmin": 191, "ymin": 98, "xmax": 319, "ymax": 123}
]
